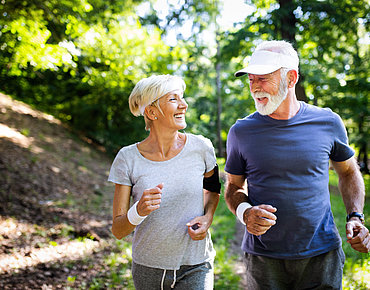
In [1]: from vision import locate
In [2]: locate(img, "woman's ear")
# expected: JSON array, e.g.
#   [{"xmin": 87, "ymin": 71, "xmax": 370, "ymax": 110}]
[{"xmin": 145, "ymin": 106, "xmax": 157, "ymax": 121}]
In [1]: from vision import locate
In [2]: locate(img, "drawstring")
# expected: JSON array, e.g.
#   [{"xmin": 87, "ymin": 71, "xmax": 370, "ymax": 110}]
[
  {"xmin": 161, "ymin": 269, "xmax": 177, "ymax": 289},
  {"xmin": 171, "ymin": 270, "xmax": 177, "ymax": 288},
  {"xmin": 161, "ymin": 270, "xmax": 166, "ymax": 290}
]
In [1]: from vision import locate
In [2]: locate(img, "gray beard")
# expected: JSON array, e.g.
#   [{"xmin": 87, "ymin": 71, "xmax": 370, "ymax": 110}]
[{"xmin": 252, "ymin": 78, "xmax": 288, "ymax": 116}]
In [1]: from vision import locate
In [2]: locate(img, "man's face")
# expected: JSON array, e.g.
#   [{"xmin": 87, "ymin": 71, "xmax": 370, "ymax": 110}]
[{"xmin": 248, "ymin": 69, "xmax": 288, "ymax": 116}]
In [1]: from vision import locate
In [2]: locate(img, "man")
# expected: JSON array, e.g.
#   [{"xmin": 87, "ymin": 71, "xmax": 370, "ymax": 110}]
[{"xmin": 224, "ymin": 40, "xmax": 369, "ymax": 289}]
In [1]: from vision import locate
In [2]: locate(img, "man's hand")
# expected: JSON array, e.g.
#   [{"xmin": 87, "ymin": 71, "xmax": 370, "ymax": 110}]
[
  {"xmin": 244, "ymin": 204, "xmax": 277, "ymax": 236},
  {"xmin": 346, "ymin": 220, "xmax": 370, "ymax": 253}
]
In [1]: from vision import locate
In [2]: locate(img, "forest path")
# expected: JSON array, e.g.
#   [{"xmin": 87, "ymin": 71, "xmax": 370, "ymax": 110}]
[{"xmin": 0, "ymin": 93, "xmax": 118, "ymax": 288}]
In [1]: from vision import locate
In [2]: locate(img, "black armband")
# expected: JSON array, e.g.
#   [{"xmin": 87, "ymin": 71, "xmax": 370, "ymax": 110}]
[{"xmin": 203, "ymin": 164, "xmax": 221, "ymax": 193}]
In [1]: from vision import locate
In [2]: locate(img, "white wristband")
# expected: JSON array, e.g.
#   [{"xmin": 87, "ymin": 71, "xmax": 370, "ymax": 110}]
[
  {"xmin": 127, "ymin": 201, "xmax": 147, "ymax": 226},
  {"xmin": 236, "ymin": 202, "xmax": 252, "ymax": 225}
]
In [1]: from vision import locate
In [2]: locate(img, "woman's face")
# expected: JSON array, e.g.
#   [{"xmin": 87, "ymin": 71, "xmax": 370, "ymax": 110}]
[{"xmin": 156, "ymin": 89, "xmax": 188, "ymax": 130}]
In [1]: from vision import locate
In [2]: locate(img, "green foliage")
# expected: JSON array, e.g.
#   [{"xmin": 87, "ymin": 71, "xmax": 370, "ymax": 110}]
[
  {"xmin": 0, "ymin": 0, "xmax": 368, "ymax": 165},
  {"xmin": 0, "ymin": 0, "xmax": 191, "ymax": 153}
]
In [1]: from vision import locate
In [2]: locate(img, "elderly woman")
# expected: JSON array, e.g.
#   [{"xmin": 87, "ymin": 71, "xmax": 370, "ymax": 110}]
[{"xmin": 108, "ymin": 74, "xmax": 221, "ymax": 290}]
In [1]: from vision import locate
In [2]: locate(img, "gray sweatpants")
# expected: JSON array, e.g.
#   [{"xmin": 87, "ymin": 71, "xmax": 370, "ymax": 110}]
[
  {"xmin": 131, "ymin": 261, "xmax": 214, "ymax": 290},
  {"xmin": 243, "ymin": 247, "xmax": 345, "ymax": 290}
]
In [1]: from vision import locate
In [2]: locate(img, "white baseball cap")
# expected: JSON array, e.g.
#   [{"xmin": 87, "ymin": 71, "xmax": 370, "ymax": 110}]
[{"xmin": 235, "ymin": 50, "xmax": 299, "ymax": 77}]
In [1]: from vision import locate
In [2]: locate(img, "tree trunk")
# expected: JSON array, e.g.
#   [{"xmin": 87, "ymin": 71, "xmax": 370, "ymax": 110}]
[
  {"xmin": 358, "ymin": 113, "xmax": 369, "ymax": 174},
  {"xmin": 216, "ymin": 36, "xmax": 223, "ymax": 157},
  {"xmin": 278, "ymin": 0, "xmax": 307, "ymax": 102}
]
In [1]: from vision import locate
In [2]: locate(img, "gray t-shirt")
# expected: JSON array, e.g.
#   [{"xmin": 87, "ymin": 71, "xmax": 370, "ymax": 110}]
[{"xmin": 108, "ymin": 133, "xmax": 217, "ymax": 270}]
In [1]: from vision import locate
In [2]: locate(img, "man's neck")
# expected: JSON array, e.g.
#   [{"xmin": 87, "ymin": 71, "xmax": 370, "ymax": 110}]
[{"xmin": 268, "ymin": 92, "xmax": 300, "ymax": 120}]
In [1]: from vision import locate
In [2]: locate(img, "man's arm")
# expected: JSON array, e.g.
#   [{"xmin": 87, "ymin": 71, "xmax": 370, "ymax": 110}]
[
  {"xmin": 331, "ymin": 156, "xmax": 369, "ymax": 253},
  {"xmin": 225, "ymin": 173, "xmax": 277, "ymax": 236},
  {"xmin": 224, "ymin": 173, "xmax": 249, "ymax": 215}
]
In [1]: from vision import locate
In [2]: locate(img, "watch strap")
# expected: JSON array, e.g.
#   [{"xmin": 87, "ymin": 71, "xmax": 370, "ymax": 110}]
[{"xmin": 346, "ymin": 212, "xmax": 365, "ymax": 223}]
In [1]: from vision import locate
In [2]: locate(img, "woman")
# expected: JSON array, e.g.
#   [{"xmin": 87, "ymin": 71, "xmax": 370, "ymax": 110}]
[{"xmin": 108, "ymin": 74, "xmax": 221, "ymax": 290}]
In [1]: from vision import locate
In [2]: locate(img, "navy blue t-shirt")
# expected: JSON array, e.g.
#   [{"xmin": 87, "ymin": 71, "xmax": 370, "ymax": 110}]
[{"xmin": 225, "ymin": 102, "xmax": 355, "ymax": 259}]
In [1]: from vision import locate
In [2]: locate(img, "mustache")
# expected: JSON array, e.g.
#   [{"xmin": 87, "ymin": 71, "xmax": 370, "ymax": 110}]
[{"xmin": 252, "ymin": 92, "xmax": 271, "ymax": 99}]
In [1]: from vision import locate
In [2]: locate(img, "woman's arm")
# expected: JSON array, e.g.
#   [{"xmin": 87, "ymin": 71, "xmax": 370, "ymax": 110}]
[
  {"xmin": 203, "ymin": 189, "xmax": 220, "ymax": 225},
  {"xmin": 111, "ymin": 184, "xmax": 136, "ymax": 239},
  {"xmin": 187, "ymin": 168, "xmax": 220, "ymax": 240},
  {"xmin": 112, "ymin": 183, "xmax": 164, "ymax": 240}
]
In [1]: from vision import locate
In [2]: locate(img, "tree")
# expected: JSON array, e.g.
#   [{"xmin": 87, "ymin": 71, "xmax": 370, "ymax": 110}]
[{"xmin": 1, "ymin": 0, "xmax": 367, "ymax": 170}]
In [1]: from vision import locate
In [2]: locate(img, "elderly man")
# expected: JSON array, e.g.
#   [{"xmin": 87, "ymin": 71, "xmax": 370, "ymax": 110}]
[{"xmin": 225, "ymin": 40, "xmax": 369, "ymax": 289}]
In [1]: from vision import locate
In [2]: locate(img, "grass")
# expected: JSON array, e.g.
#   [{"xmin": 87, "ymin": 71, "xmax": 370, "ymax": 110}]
[{"xmin": 87, "ymin": 240, "xmax": 135, "ymax": 290}]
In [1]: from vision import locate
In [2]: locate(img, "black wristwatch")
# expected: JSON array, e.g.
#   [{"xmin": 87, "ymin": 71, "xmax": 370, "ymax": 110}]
[{"xmin": 346, "ymin": 212, "xmax": 365, "ymax": 224}]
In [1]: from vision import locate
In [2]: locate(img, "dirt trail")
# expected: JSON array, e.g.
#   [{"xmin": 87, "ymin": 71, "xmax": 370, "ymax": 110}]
[
  {"xmin": 0, "ymin": 93, "xmax": 118, "ymax": 288},
  {"xmin": 233, "ymin": 221, "xmax": 247, "ymax": 289}
]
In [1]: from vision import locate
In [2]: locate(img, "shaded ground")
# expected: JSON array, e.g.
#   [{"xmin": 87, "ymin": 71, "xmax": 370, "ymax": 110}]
[
  {"xmin": 0, "ymin": 93, "xmax": 122, "ymax": 289},
  {"xmin": 231, "ymin": 221, "xmax": 247, "ymax": 289}
]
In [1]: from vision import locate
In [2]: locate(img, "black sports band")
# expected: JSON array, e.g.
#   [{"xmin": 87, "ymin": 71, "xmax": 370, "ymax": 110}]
[{"xmin": 203, "ymin": 164, "xmax": 221, "ymax": 193}]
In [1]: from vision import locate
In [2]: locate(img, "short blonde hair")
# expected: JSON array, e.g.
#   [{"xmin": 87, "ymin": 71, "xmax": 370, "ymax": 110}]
[{"xmin": 129, "ymin": 74, "xmax": 186, "ymax": 130}]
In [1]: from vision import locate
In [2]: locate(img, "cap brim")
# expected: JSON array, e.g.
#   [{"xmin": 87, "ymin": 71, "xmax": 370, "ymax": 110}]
[{"xmin": 234, "ymin": 65, "xmax": 281, "ymax": 77}]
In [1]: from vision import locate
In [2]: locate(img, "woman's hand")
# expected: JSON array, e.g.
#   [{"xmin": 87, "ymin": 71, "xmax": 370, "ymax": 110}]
[
  {"xmin": 137, "ymin": 183, "xmax": 163, "ymax": 216},
  {"xmin": 187, "ymin": 190, "xmax": 220, "ymax": 241},
  {"xmin": 186, "ymin": 215, "xmax": 212, "ymax": 241}
]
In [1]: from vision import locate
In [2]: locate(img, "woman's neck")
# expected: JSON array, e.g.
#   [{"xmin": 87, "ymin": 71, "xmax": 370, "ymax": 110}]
[{"xmin": 138, "ymin": 130, "xmax": 186, "ymax": 161}]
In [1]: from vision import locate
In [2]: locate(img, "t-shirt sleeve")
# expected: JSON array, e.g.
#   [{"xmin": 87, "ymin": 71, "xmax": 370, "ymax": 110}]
[
  {"xmin": 329, "ymin": 112, "xmax": 355, "ymax": 162},
  {"xmin": 200, "ymin": 136, "xmax": 217, "ymax": 173},
  {"xmin": 224, "ymin": 125, "xmax": 246, "ymax": 175},
  {"xmin": 107, "ymin": 149, "xmax": 132, "ymax": 186}
]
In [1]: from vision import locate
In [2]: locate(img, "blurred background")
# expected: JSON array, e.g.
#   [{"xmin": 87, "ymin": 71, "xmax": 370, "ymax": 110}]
[{"xmin": 0, "ymin": 0, "xmax": 369, "ymax": 289}]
